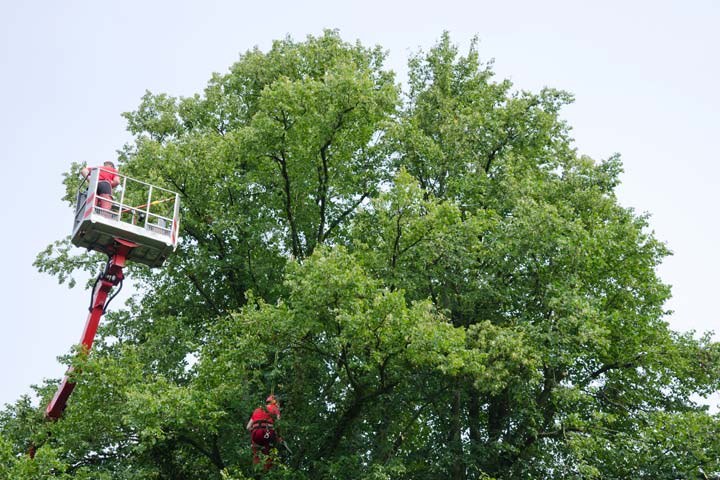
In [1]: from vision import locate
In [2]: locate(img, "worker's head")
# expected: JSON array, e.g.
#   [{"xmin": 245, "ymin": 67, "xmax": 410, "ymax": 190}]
[
  {"xmin": 104, "ymin": 161, "xmax": 116, "ymax": 169},
  {"xmin": 266, "ymin": 394, "xmax": 277, "ymax": 405}
]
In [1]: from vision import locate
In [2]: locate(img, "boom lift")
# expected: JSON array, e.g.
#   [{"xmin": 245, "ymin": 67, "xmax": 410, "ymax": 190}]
[{"xmin": 45, "ymin": 167, "xmax": 180, "ymax": 419}]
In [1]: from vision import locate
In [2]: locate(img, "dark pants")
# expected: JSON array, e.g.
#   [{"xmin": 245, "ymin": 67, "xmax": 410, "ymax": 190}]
[
  {"xmin": 96, "ymin": 180, "xmax": 112, "ymax": 195},
  {"xmin": 251, "ymin": 428, "xmax": 277, "ymax": 470},
  {"xmin": 95, "ymin": 181, "xmax": 113, "ymax": 212}
]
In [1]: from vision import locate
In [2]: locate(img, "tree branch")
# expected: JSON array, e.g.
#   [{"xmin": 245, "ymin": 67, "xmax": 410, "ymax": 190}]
[
  {"xmin": 323, "ymin": 191, "xmax": 370, "ymax": 240},
  {"xmin": 271, "ymin": 152, "xmax": 303, "ymax": 259},
  {"xmin": 187, "ymin": 272, "xmax": 223, "ymax": 316},
  {"xmin": 177, "ymin": 432, "xmax": 225, "ymax": 471},
  {"xmin": 581, "ymin": 353, "xmax": 644, "ymax": 387}
]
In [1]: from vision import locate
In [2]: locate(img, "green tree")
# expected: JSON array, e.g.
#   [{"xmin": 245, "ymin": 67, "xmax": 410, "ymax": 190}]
[{"xmin": 4, "ymin": 30, "xmax": 718, "ymax": 480}]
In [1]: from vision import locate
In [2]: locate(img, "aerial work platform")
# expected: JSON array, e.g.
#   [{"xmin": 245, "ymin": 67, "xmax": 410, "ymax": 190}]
[
  {"xmin": 45, "ymin": 167, "xmax": 181, "ymax": 420},
  {"xmin": 71, "ymin": 167, "xmax": 180, "ymax": 267}
]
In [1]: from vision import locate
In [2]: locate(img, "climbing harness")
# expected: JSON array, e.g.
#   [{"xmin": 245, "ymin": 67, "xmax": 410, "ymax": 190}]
[{"xmin": 251, "ymin": 419, "xmax": 275, "ymax": 440}]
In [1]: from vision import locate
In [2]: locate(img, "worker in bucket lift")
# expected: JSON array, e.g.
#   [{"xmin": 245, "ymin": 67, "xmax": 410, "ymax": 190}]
[
  {"xmin": 81, "ymin": 161, "xmax": 120, "ymax": 212},
  {"xmin": 247, "ymin": 394, "xmax": 281, "ymax": 470}
]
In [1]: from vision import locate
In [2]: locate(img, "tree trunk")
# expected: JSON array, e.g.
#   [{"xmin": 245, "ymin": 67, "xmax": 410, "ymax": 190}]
[{"xmin": 448, "ymin": 386, "xmax": 465, "ymax": 480}]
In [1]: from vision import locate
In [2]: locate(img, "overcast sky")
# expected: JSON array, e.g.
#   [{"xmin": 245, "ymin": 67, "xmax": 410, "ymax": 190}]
[{"xmin": 1, "ymin": 0, "xmax": 718, "ymax": 409}]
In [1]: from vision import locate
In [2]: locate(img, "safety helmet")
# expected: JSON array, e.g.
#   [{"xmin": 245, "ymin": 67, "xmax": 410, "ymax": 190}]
[{"xmin": 266, "ymin": 394, "xmax": 277, "ymax": 404}]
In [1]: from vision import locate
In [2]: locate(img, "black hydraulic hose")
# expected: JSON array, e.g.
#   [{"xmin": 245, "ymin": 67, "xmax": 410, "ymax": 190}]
[
  {"xmin": 103, "ymin": 278, "xmax": 123, "ymax": 314},
  {"xmin": 89, "ymin": 256, "xmax": 111, "ymax": 312}
]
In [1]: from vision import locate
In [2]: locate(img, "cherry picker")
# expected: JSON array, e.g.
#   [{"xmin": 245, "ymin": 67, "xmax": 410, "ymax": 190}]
[{"xmin": 45, "ymin": 167, "xmax": 180, "ymax": 419}]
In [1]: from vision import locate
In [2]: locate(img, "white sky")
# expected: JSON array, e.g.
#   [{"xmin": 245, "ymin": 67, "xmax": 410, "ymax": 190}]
[{"xmin": 1, "ymin": 0, "xmax": 718, "ymax": 409}]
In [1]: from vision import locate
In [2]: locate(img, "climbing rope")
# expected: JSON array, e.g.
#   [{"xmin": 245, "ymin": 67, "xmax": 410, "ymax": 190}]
[{"xmin": 270, "ymin": 348, "xmax": 280, "ymax": 396}]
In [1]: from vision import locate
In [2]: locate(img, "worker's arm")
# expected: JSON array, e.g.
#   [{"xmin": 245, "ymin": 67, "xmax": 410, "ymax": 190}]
[
  {"xmin": 80, "ymin": 166, "xmax": 90, "ymax": 179},
  {"xmin": 246, "ymin": 418, "xmax": 253, "ymax": 431}
]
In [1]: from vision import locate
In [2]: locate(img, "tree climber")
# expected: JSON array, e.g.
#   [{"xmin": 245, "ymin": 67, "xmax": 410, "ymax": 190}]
[{"xmin": 246, "ymin": 394, "xmax": 281, "ymax": 469}]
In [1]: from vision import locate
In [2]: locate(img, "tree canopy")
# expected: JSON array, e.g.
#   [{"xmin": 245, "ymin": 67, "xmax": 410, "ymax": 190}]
[{"xmin": 5, "ymin": 30, "xmax": 719, "ymax": 479}]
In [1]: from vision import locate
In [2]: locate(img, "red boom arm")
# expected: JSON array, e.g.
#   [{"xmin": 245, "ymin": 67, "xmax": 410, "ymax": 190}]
[{"xmin": 45, "ymin": 239, "xmax": 136, "ymax": 419}]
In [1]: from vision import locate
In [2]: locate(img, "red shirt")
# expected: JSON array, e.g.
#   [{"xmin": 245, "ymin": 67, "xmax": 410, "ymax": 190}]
[
  {"xmin": 92, "ymin": 165, "xmax": 119, "ymax": 184},
  {"xmin": 250, "ymin": 404, "xmax": 280, "ymax": 425}
]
